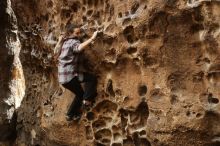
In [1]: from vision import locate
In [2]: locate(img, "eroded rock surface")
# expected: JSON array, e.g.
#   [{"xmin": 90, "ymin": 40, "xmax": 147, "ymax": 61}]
[
  {"xmin": 0, "ymin": 0, "xmax": 24, "ymax": 143},
  {"xmin": 0, "ymin": 0, "xmax": 220, "ymax": 146}
]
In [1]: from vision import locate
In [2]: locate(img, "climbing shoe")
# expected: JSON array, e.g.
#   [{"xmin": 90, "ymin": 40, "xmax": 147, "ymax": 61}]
[
  {"xmin": 82, "ymin": 100, "xmax": 94, "ymax": 111},
  {"xmin": 65, "ymin": 112, "xmax": 82, "ymax": 121}
]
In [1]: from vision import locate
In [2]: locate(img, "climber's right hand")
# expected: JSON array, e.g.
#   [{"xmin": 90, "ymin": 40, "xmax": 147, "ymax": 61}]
[
  {"xmin": 91, "ymin": 30, "xmax": 99, "ymax": 40},
  {"xmin": 92, "ymin": 30, "xmax": 103, "ymax": 41}
]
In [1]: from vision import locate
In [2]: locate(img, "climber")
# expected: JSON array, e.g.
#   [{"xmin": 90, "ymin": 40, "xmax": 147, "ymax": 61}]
[{"xmin": 54, "ymin": 25, "xmax": 100, "ymax": 121}]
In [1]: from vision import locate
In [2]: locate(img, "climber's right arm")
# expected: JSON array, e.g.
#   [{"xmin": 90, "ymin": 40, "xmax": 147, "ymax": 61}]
[{"xmin": 77, "ymin": 30, "xmax": 99, "ymax": 51}]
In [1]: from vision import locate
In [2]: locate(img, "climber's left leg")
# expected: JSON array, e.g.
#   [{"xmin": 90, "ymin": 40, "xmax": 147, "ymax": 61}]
[
  {"xmin": 62, "ymin": 77, "xmax": 84, "ymax": 120},
  {"xmin": 79, "ymin": 72, "xmax": 97, "ymax": 106}
]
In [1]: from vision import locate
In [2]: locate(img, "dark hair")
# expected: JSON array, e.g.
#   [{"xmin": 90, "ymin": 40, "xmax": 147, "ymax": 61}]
[{"xmin": 65, "ymin": 24, "xmax": 81, "ymax": 33}]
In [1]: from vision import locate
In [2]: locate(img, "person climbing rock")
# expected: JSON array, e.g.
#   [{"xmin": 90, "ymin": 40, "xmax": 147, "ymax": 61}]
[{"xmin": 54, "ymin": 25, "xmax": 100, "ymax": 121}]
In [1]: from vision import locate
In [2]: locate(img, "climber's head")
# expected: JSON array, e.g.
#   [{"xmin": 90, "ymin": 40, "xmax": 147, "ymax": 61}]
[
  {"xmin": 65, "ymin": 24, "xmax": 85, "ymax": 40},
  {"xmin": 72, "ymin": 27, "xmax": 82, "ymax": 38}
]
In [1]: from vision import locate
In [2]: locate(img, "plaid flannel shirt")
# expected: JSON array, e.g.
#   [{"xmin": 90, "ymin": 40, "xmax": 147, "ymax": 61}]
[{"xmin": 58, "ymin": 38, "xmax": 81, "ymax": 84}]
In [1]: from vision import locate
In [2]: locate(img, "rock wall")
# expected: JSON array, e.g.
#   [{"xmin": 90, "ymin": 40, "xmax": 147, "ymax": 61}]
[
  {"xmin": 0, "ymin": 0, "xmax": 24, "ymax": 143},
  {"xmin": 0, "ymin": 0, "xmax": 220, "ymax": 146}
]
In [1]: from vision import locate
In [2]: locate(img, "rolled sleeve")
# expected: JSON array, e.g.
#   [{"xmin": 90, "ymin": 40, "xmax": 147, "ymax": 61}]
[{"xmin": 71, "ymin": 40, "xmax": 81, "ymax": 53}]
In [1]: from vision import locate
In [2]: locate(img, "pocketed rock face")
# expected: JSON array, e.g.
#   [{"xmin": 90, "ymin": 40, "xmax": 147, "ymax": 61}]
[{"xmin": 1, "ymin": 0, "xmax": 218, "ymax": 145}]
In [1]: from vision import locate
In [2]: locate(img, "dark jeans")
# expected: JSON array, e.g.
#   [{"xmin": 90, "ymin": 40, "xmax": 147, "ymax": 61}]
[{"xmin": 62, "ymin": 72, "xmax": 97, "ymax": 117}]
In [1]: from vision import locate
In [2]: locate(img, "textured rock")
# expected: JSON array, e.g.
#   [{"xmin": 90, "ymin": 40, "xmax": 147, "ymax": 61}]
[
  {"xmin": 0, "ymin": 0, "xmax": 24, "ymax": 142},
  {"xmin": 0, "ymin": 0, "xmax": 220, "ymax": 146}
]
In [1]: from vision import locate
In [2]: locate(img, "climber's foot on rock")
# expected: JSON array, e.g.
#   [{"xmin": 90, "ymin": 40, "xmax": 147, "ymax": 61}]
[
  {"xmin": 82, "ymin": 100, "xmax": 94, "ymax": 111},
  {"xmin": 66, "ymin": 112, "xmax": 82, "ymax": 122}
]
